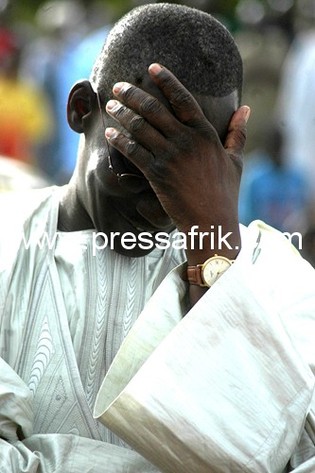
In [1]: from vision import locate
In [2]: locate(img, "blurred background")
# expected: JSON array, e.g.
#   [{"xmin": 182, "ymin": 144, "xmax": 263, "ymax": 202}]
[{"xmin": 1, "ymin": 0, "xmax": 315, "ymax": 263}]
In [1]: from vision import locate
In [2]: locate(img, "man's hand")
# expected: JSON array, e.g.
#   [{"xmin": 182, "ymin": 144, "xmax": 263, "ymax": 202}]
[{"xmin": 105, "ymin": 63, "xmax": 249, "ymax": 265}]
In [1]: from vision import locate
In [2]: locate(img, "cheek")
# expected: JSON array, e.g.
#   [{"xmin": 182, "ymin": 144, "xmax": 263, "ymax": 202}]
[{"xmin": 86, "ymin": 149, "xmax": 129, "ymax": 198}]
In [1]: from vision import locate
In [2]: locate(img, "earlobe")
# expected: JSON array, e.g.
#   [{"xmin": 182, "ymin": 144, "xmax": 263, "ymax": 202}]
[{"xmin": 67, "ymin": 80, "xmax": 97, "ymax": 133}]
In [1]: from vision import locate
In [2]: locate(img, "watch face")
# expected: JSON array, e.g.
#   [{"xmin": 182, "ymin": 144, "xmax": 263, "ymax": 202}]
[{"xmin": 202, "ymin": 256, "xmax": 232, "ymax": 286}]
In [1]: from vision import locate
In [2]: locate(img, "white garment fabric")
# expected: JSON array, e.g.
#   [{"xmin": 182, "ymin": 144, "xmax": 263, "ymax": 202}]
[
  {"xmin": 54, "ymin": 224, "xmax": 184, "ymax": 445},
  {"xmin": 95, "ymin": 221, "xmax": 315, "ymax": 472},
  {"xmin": 0, "ymin": 186, "xmax": 182, "ymax": 471},
  {"xmin": 0, "ymin": 186, "xmax": 315, "ymax": 472}
]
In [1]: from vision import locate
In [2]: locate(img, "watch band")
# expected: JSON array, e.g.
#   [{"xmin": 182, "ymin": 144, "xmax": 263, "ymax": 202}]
[
  {"xmin": 186, "ymin": 264, "xmax": 207, "ymax": 286},
  {"xmin": 186, "ymin": 254, "xmax": 234, "ymax": 287}
]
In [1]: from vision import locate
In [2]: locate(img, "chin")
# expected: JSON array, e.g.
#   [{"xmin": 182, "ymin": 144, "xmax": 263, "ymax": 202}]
[{"xmin": 112, "ymin": 241, "xmax": 156, "ymax": 258}]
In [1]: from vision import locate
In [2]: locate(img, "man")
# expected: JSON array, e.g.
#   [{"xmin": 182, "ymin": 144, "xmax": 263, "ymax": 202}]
[{"xmin": 0, "ymin": 3, "xmax": 314, "ymax": 472}]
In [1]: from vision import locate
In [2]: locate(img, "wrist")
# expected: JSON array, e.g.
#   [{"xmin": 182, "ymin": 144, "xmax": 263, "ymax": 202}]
[
  {"xmin": 185, "ymin": 253, "xmax": 235, "ymax": 287},
  {"xmin": 183, "ymin": 222, "xmax": 241, "ymax": 266}
]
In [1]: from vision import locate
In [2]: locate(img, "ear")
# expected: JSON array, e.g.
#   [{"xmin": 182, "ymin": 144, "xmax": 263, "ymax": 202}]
[{"xmin": 67, "ymin": 80, "xmax": 97, "ymax": 133}]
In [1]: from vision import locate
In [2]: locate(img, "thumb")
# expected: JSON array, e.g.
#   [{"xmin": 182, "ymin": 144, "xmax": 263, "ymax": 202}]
[{"xmin": 224, "ymin": 105, "xmax": 250, "ymax": 157}]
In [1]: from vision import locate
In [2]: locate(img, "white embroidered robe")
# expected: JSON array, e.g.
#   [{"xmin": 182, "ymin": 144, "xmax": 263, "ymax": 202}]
[{"xmin": 0, "ymin": 187, "xmax": 315, "ymax": 472}]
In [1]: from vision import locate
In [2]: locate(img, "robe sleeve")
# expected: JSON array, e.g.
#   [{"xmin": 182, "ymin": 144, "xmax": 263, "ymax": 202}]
[{"xmin": 94, "ymin": 221, "xmax": 315, "ymax": 473}]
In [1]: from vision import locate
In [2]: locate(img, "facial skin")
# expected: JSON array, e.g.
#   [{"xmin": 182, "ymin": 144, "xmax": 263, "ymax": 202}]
[
  {"xmin": 60, "ymin": 79, "xmax": 175, "ymax": 256},
  {"xmin": 59, "ymin": 66, "xmax": 244, "ymax": 258}
]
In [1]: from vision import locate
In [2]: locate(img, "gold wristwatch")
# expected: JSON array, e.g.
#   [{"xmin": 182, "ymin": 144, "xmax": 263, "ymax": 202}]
[{"xmin": 187, "ymin": 254, "xmax": 234, "ymax": 287}]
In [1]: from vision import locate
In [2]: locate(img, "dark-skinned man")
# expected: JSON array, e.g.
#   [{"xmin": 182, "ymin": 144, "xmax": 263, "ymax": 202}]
[{"xmin": 0, "ymin": 4, "xmax": 314, "ymax": 472}]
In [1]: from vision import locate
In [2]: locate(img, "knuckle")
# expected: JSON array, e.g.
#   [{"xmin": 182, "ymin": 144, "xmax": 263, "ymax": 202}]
[
  {"xmin": 129, "ymin": 115, "xmax": 146, "ymax": 134},
  {"xmin": 177, "ymin": 133, "xmax": 194, "ymax": 150},
  {"xmin": 117, "ymin": 84, "xmax": 137, "ymax": 107},
  {"xmin": 170, "ymin": 88, "xmax": 191, "ymax": 107},
  {"xmin": 139, "ymin": 96, "xmax": 161, "ymax": 115},
  {"xmin": 171, "ymin": 90, "xmax": 191, "ymax": 107},
  {"xmin": 233, "ymin": 127, "xmax": 247, "ymax": 149},
  {"xmin": 114, "ymin": 104, "xmax": 127, "ymax": 118},
  {"xmin": 120, "ymin": 84, "xmax": 136, "ymax": 102},
  {"xmin": 126, "ymin": 139, "xmax": 139, "ymax": 156}
]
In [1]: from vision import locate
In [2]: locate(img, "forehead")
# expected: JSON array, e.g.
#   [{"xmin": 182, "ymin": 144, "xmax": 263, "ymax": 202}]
[{"xmin": 139, "ymin": 74, "xmax": 239, "ymax": 141}]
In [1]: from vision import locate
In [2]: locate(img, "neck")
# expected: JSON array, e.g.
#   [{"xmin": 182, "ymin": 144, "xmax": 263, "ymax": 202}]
[{"xmin": 57, "ymin": 183, "xmax": 93, "ymax": 231}]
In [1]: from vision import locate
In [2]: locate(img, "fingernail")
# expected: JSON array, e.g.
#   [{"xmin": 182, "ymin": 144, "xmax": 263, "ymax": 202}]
[
  {"xmin": 243, "ymin": 106, "xmax": 251, "ymax": 123},
  {"xmin": 106, "ymin": 99, "xmax": 119, "ymax": 111},
  {"xmin": 105, "ymin": 127, "xmax": 118, "ymax": 139},
  {"xmin": 149, "ymin": 63, "xmax": 163, "ymax": 75},
  {"xmin": 113, "ymin": 82, "xmax": 125, "ymax": 94}
]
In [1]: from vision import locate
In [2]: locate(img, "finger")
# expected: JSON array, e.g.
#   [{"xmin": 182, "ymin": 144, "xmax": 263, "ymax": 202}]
[
  {"xmin": 106, "ymin": 99, "xmax": 167, "ymax": 152},
  {"xmin": 224, "ymin": 105, "xmax": 250, "ymax": 164},
  {"xmin": 148, "ymin": 63, "xmax": 206, "ymax": 126},
  {"xmin": 105, "ymin": 127, "xmax": 154, "ymax": 171},
  {"xmin": 111, "ymin": 82, "xmax": 178, "ymax": 137}
]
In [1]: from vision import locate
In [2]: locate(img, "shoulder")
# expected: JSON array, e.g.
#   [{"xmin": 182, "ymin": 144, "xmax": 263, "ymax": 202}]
[
  {"xmin": 0, "ymin": 186, "xmax": 61, "ymax": 272},
  {"xmin": 0, "ymin": 185, "xmax": 59, "ymax": 218}
]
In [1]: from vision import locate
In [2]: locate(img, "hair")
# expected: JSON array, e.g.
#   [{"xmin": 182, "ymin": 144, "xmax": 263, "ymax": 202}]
[{"xmin": 91, "ymin": 3, "xmax": 243, "ymax": 103}]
